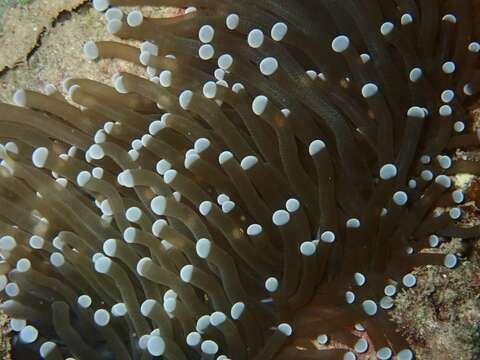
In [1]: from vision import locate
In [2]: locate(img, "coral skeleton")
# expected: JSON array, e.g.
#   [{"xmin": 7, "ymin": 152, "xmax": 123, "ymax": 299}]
[{"xmin": 1, "ymin": 0, "xmax": 480, "ymax": 359}]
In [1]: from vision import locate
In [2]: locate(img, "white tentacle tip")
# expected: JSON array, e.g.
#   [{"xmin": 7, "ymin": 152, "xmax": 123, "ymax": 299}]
[
  {"xmin": 321, "ymin": 231, "xmax": 336, "ymax": 243},
  {"xmin": 271, "ymin": 22, "xmax": 288, "ymax": 41},
  {"xmin": 199, "ymin": 201, "xmax": 213, "ymax": 216},
  {"xmin": 127, "ymin": 10, "xmax": 143, "ymax": 27},
  {"xmin": 248, "ymin": 29, "xmax": 264, "ymax": 48},
  {"xmin": 201, "ymin": 340, "xmax": 218, "ymax": 355},
  {"xmin": 163, "ymin": 169, "xmax": 177, "ymax": 185},
  {"xmin": 435, "ymin": 175, "xmax": 451, "ymax": 188},
  {"xmin": 379, "ymin": 164, "xmax": 397, "ymax": 180},
  {"xmin": 380, "ymin": 22, "xmax": 394, "ymax": 36},
  {"xmin": 401, "ymin": 13, "xmax": 413, "ymax": 25},
  {"xmin": 179, "ymin": 90, "xmax": 193, "ymax": 110},
  {"xmin": 346, "ymin": 218, "xmax": 361, "ymax": 228},
  {"xmin": 265, "ymin": 277, "xmax": 279, "ymax": 292},
  {"xmin": 439, "ymin": 105, "xmax": 453, "ymax": 117},
  {"xmin": 259, "ymin": 57, "xmax": 279, "ymax": 76},
  {"xmin": 156, "ymin": 159, "xmax": 172, "ymax": 175},
  {"xmin": 198, "ymin": 44, "xmax": 215, "ymax": 60},
  {"xmin": 147, "ymin": 336, "xmax": 166, "ymax": 356},
  {"xmin": 194, "ymin": 138, "xmax": 210, "ymax": 153},
  {"xmin": 13, "ymin": 89, "xmax": 26, "ymax": 107},
  {"xmin": 354, "ymin": 272, "xmax": 366, "ymax": 286},
  {"xmin": 402, "ymin": 274, "xmax": 417, "ymax": 288},
  {"xmin": 136, "ymin": 257, "xmax": 153, "ymax": 276},
  {"xmin": 196, "ymin": 238, "xmax": 211, "ymax": 259},
  {"xmin": 309, "ymin": 139, "xmax": 326, "ymax": 156},
  {"xmin": 344, "ymin": 351, "xmax": 356, "ymax": 360},
  {"xmin": 376, "ymin": 347, "xmax": 393, "ymax": 360},
  {"xmin": 444, "ymin": 254, "xmax": 458, "ymax": 268},
  {"xmin": 397, "ymin": 349, "xmax": 414, "ymax": 360},
  {"xmin": 317, "ymin": 334, "xmax": 329, "ymax": 345},
  {"xmin": 393, "ymin": 191, "xmax": 408, "ymax": 206},
  {"xmin": 93, "ymin": 0, "xmax": 110, "ymax": 12},
  {"xmin": 232, "ymin": 82, "xmax": 245, "ymax": 93},
  {"xmin": 76, "ymin": 171, "xmax": 92, "ymax": 187},
  {"xmin": 442, "ymin": 14, "xmax": 457, "ymax": 23},
  {"xmin": 240, "ymin": 156, "xmax": 258, "ymax": 170},
  {"xmin": 94, "ymin": 309, "xmax": 111, "ymax": 327},
  {"xmin": 105, "ymin": 8, "xmax": 123, "ymax": 21},
  {"xmin": 210, "ymin": 312, "xmax": 226, "ymax": 326},
  {"xmin": 87, "ymin": 144, "xmax": 105, "ymax": 160},
  {"xmin": 83, "ymin": 41, "xmax": 99, "ymax": 60},
  {"xmin": 225, "ymin": 14, "xmax": 239, "ymax": 30},
  {"xmin": 39, "ymin": 341, "xmax": 58, "ymax": 358},
  {"xmin": 361, "ymin": 299, "xmax": 378, "ymax": 316},
  {"xmin": 361, "ymin": 83, "xmax": 378, "ymax": 98},
  {"xmin": 0, "ymin": 236, "xmax": 16, "ymax": 252},
  {"xmin": 218, "ymin": 151, "xmax": 233, "ymax": 165},
  {"xmin": 331, "ymin": 35, "xmax": 350, "ymax": 53},
  {"xmin": 407, "ymin": 106, "xmax": 426, "ymax": 118},
  {"xmin": 198, "ymin": 25, "xmax": 215, "ymax": 43},
  {"xmin": 107, "ymin": 19, "xmax": 122, "ymax": 34},
  {"xmin": 111, "ymin": 302, "xmax": 127, "ymax": 317},
  {"xmin": 286, "ymin": 198, "xmax": 300, "ymax": 213},
  {"xmin": 300, "ymin": 241, "xmax": 316, "ymax": 256},
  {"xmin": 409, "ymin": 67, "xmax": 423, "ymax": 82},
  {"xmin": 203, "ymin": 81, "xmax": 217, "ymax": 98},
  {"xmin": 354, "ymin": 338, "xmax": 369, "ymax": 353},
  {"xmin": 231, "ymin": 302, "xmax": 245, "ymax": 320},
  {"xmin": 150, "ymin": 195, "xmax": 167, "ymax": 215},
  {"xmin": 186, "ymin": 332, "xmax": 202, "ymax": 346},
  {"xmin": 94, "ymin": 256, "xmax": 112, "ymax": 274},
  {"xmin": 159, "ymin": 70, "xmax": 172, "ymax": 87},
  {"xmin": 272, "ymin": 210, "xmax": 290, "ymax": 226},
  {"xmin": 252, "ymin": 95, "xmax": 268, "ymax": 115},
  {"xmin": 468, "ymin": 42, "xmax": 480, "ymax": 53},
  {"xmin": 184, "ymin": 153, "xmax": 200, "ymax": 169},
  {"xmin": 19, "ymin": 325, "xmax": 38, "ymax": 344},
  {"xmin": 277, "ymin": 323, "xmax": 293, "ymax": 336},
  {"xmin": 442, "ymin": 61, "xmax": 456, "ymax": 74},
  {"xmin": 32, "ymin": 147, "xmax": 49, "ymax": 168}
]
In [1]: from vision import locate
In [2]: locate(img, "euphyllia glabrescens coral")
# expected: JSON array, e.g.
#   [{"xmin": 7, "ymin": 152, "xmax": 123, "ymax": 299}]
[{"xmin": 0, "ymin": 0, "xmax": 480, "ymax": 359}]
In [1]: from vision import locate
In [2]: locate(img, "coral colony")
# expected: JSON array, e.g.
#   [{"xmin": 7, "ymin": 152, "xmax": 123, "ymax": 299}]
[{"xmin": 1, "ymin": 0, "xmax": 480, "ymax": 359}]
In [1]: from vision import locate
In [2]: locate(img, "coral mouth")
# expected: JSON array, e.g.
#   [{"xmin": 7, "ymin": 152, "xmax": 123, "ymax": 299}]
[{"xmin": 1, "ymin": 0, "xmax": 480, "ymax": 359}]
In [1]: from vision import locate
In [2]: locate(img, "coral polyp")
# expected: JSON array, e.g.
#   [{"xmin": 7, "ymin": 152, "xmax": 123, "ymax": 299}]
[{"xmin": 0, "ymin": 0, "xmax": 480, "ymax": 359}]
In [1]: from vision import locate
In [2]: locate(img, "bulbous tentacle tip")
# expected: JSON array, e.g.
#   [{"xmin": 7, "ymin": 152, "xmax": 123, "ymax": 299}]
[
  {"xmin": 201, "ymin": 340, "xmax": 219, "ymax": 355},
  {"xmin": 147, "ymin": 336, "xmax": 166, "ymax": 356},
  {"xmin": 127, "ymin": 10, "xmax": 143, "ymax": 27},
  {"xmin": 12, "ymin": 89, "xmax": 26, "ymax": 107},
  {"xmin": 331, "ymin": 35, "xmax": 350, "ymax": 53},
  {"xmin": 83, "ymin": 40, "xmax": 99, "ymax": 60},
  {"xmin": 93, "ymin": 0, "xmax": 109, "ymax": 12}
]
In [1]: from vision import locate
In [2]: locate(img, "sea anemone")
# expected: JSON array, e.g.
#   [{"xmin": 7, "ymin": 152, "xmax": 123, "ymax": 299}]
[{"xmin": 1, "ymin": 0, "xmax": 480, "ymax": 359}]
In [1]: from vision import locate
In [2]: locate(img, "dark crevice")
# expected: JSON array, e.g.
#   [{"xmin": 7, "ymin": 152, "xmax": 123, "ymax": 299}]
[
  {"xmin": 53, "ymin": 1, "xmax": 90, "ymax": 28},
  {"xmin": 53, "ymin": 9, "xmax": 74, "ymax": 26},
  {"xmin": 0, "ymin": 63, "xmax": 10, "ymax": 78},
  {"xmin": 24, "ymin": 26, "xmax": 47, "ymax": 62},
  {"xmin": 0, "ymin": 0, "xmax": 89, "ymax": 76}
]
